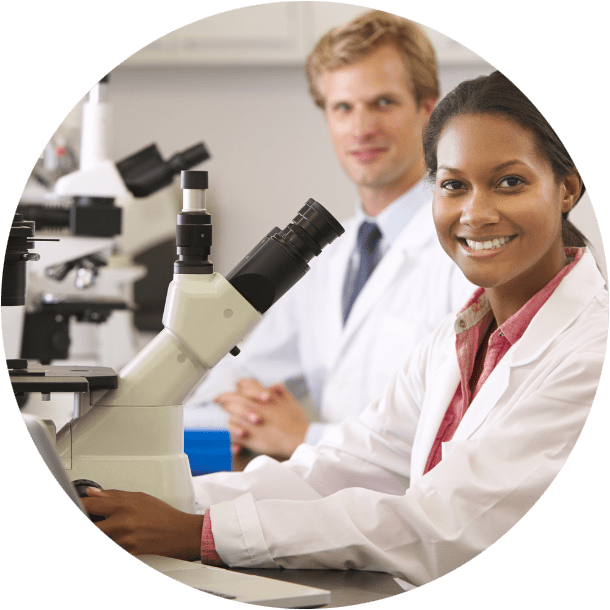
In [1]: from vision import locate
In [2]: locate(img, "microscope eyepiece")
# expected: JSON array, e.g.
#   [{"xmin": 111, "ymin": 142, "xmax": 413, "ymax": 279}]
[
  {"xmin": 226, "ymin": 199, "xmax": 345, "ymax": 313},
  {"xmin": 117, "ymin": 142, "xmax": 210, "ymax": 198}
]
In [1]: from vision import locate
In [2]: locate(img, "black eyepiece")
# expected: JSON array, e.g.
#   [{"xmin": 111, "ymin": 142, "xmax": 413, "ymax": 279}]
[
  {"xmin": 117, "ymin": 142, "xmax": 210, "ymax": 198},
  {"xmin": 226, "ymin": 199, "xmax": 344, "ymax": 313}
]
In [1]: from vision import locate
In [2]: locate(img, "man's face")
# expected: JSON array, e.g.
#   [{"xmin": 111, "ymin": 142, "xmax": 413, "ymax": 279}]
[{"xmin": 321, "ymin": 43, "xmax": 434, "ymax": 207}]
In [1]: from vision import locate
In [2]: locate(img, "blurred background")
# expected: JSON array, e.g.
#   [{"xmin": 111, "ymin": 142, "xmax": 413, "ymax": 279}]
[{"xmin": 15, "ymin": 2, "xmax": 607, "ymax": 370}]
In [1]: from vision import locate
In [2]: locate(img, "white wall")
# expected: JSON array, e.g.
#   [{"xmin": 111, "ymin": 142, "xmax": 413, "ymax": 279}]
[
  {"xmin": 109, "ymin": 62, "xmax": 605, "ymax": 278},
  {"xmin": 32, "ymin": 3, "xmax": 606, "ymax": 277}
]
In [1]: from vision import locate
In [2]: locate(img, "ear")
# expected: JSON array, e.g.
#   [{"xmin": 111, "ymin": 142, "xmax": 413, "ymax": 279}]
[
  {"xmin": 420, "ymin": 97, "xmax": 437, "ymax": 118},
  {"xmin": 561, "ymin": 171, "xmax": 583, "ymax": 214}
]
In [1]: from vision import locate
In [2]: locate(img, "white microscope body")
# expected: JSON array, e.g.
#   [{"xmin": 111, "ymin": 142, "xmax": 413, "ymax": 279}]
[
  {"xmin": 53, "ymin": 170, "xmax": 344, "ymax": 511},
  {"xmin": 55, "ymin": 272, "xmax": 261, "ymax": 511}
]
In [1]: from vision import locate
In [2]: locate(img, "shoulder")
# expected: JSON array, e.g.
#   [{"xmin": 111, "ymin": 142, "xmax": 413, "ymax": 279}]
[{"xmin": 512, "ymin": 252, "xmax": 608, "ymax": 366}]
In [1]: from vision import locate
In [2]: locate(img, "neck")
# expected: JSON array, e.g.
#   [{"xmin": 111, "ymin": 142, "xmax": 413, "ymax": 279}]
[
  {"xmin": 359, "ymin": 164, "xmax": 426, "ymax": 217},
  {"xmin": 486, "ymin": 249, "xmax": 569, "ymax": 326}
]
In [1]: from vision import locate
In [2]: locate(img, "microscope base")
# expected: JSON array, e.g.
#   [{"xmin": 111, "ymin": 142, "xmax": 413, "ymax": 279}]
[
  {"xmin": 63, "ymin": 453, "xmax": 195, "ymax": 512},
  {"xmin": 56, "ymin": 404, "xmax": 196, "ymax": 512}
]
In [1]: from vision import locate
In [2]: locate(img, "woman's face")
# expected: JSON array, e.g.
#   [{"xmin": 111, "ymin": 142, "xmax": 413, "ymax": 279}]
[{"xmin": 432, "ymin": 113, "xmax": 580, "ymax": 306}]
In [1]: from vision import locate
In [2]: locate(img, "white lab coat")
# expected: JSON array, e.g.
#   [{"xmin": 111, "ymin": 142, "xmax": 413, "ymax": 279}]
[
  {"xmin": 192, "ymin": 248, "xmax": 608, "ymax": 585},
  {"xmin": 185, "ymin": 197, "xmax": 473, "ymax": 443}
]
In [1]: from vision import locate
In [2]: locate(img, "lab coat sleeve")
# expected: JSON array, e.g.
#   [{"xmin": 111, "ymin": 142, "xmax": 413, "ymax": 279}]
[
  {"xmin": 304, "ymin": 421, "xmax": 338, "ymax": 445},
  {"xmin": 205, "ymin": 326, "xmax": 604, "ymax": 584},
  {"xmin": 192, "ymin": 328, "xmax": 431, "ymax": 511}
]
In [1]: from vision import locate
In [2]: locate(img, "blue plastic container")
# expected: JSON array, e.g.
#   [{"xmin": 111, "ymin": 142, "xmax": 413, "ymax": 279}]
[{"xmin": 184, "ymin": 428, "xmax": 232, "ymax": 475}]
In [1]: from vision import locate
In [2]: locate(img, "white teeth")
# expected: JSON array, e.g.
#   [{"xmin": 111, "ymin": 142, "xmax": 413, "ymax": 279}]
[{"xmin": 465, "ymin": 236, "xmax": 511, "ymax": 251}]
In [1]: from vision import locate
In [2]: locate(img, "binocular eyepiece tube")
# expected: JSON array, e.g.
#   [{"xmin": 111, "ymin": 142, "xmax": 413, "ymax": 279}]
[
  {"xmin": 176, "ymin": 170, "xmax": 345, "ymax": 313},
  {"xmin": 227, "ymin": 198, "xmax": 344, "ymax": 313}
]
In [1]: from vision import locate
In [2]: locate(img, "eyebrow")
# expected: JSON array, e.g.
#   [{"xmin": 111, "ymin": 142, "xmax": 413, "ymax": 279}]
[
  {"xmin": 329, "ymin": 92, "xmax": 401, "ymax": 108},
  {"xmin": 437, "ymin": 159, "xmax": 529, "ymax": 173}
]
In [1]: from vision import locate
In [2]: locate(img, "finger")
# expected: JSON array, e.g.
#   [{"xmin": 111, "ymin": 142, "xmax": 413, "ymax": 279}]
[
  {"xmin": 236, "ymin": 378, "xmax": 272, "ymax": 402},
  {"xmin": 268, "ymin": 383, "xmax": 288, "ymax": 398},
  {"xmin": 215, "ymin": 392, "xmax": 260, "ymax": 412},
  {"xmin": 227, "ymin": 420, "xmax": 253, "ymax": 440},
  {"xmin": 80, "ymin": 488, "xmax": 137, "ymax": 515},
  {"xmin": 81, "ymin": 495, "xmax": 120, "ymax": 517},
  {"xmin": 213, "ymin": 391, "xmax": 242, "ymax": 405},
  {"xmin": 219, "ymin": 398, "xmax": 263, "ymax": 424}
]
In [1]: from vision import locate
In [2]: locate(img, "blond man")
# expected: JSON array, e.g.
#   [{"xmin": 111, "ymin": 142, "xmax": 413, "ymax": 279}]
[{"xmin": 184, "ymin": 10, "xmax": 472, "ymax": 458}]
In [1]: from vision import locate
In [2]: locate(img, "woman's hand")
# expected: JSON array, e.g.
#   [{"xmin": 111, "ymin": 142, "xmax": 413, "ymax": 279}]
[{"xmin": 82, "ymin": 488, "xmax": 204, "ymax": 561}]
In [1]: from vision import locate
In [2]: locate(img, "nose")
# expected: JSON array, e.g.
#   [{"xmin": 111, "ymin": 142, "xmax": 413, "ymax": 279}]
[
  {"xmin": 460, "ymin": 190, "xmax": 500, "ymax": 228},
  {"xmin": 351, "ymin": 105, "xmax": 378, "ymax": 140}
]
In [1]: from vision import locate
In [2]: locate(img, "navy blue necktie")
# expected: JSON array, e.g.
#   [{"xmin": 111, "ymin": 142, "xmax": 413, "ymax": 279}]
[{"xmin": 342, "ymin": 221, "xmax": 382, "ymax": 323}]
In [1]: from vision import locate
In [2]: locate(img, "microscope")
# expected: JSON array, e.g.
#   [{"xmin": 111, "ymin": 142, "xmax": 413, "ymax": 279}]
[
  {"xmin": 15, "ymin": 74, "xmax": 210, "ymax": 372},
  {"xmin": 9, "ymin": 170, "xmax": 344, "ymax": 511}
]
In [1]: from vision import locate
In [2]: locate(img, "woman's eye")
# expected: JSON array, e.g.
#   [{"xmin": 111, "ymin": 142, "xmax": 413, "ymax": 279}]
[
  {"xmin": 498, "ymin": 176, "xmax": 523, "ymax": 188},
  {"xmin": 377, "ymin": 97, "xmax": 393, "ymax": 107},
  {"xmin": 441, "ymin": 180, "xmax": 463, "ymax": 191}
]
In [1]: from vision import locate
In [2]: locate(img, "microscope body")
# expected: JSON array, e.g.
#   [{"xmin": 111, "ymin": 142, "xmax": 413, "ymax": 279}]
[
  {"xmin": 55, "ymin": 272, "xmax": 261, "ymax": 511},
  {"xmin": 52, "ymin": 169, "xmax": 343, "ymax": 512}
]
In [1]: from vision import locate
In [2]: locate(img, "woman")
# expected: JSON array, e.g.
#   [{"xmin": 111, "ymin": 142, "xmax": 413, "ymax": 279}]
[{"xmin": 83, "ymin": 72, "xmax": 607, "ymax": 586}]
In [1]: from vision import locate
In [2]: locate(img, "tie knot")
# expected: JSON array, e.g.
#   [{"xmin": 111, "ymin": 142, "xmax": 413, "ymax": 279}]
[{"xmin": 358, "ymin": 222, "xmax": 381, "ymax": 256}]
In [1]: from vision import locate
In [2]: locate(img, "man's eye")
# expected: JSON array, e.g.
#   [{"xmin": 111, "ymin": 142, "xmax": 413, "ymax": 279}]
[
  {"xmin": 335, "ymin": 102, "xmax": 350, "ymax": 112},
  {"xmin": 498, "ymin": 176, "xmax": 523, "ymax": 188},
  {"xmin": 378, "ymin": 98, "xmax": 393, "ymax": 107},
  {"xmin": 441, "ymin": 180, "xmax": 463, "ymax": 191}
]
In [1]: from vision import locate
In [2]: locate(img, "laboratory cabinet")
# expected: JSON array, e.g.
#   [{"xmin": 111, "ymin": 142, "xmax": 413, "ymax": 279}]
[{"xmin": 121, "ymin": 2, "xmax": 486, "ymax": 67}]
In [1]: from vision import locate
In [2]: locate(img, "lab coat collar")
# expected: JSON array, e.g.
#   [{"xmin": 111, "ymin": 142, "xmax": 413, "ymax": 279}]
[
  {"xmin": 508, "ymin": 248, "xmax": 605, "ymax": 366},
  {"xmin": 453, "ymin": 250, "xmax": 605, "ymax": 439},
  {"xmin": 339, "ymin": 197, "xmax": 435, "ymax": 338},
  {"xmin": 353, "ymin": 179, "xmax": 434, "ymax": 253},
  {"xmin": 413, "ymin": 248, "xmax": 606, "ymax": 464}
]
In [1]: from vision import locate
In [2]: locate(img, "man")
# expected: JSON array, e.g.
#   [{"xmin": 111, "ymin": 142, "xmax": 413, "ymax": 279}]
[{"xmin": 183, "ymin": 10, "xmax": 472, "ymax": 458}]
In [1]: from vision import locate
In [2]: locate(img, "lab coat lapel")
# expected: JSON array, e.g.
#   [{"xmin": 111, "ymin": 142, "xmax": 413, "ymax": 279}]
[
  {"xmin": 410, "ymin": 347, "xmax": 460, "ymax": 482},
  {"xmin": 452, "ymin": 359, "xmax": 510, "ymax": 441},
  {"xmin": 338, "ymin": 201, "xmax": 435, "ymax": 354},
  {"xmin": 454, "ymin": 249, "xmax": 604, "ymax": 439},
  {"xmin": 410, "ymin": 336, "xmax": 510, "ymax": 482}
]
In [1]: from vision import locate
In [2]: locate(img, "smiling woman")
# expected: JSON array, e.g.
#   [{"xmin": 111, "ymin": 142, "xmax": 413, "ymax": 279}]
[{"xmin": 424, "ymin": 71, "xmax": 587, "ymax": 326}]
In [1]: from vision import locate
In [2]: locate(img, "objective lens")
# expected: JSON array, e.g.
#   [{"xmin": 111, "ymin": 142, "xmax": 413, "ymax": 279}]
[{"xmin": 226, "ymin": 199, "xmax": 344, "ymax": 313}]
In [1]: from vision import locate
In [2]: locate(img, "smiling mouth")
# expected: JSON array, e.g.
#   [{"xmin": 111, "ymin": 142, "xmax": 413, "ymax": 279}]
[{"xmin": 460, "ymin": 236, "xmax": 515, "ymax": 251}]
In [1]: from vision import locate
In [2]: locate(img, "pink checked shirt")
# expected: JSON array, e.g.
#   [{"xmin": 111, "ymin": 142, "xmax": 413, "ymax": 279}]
[{"xmin": 424, "ymin": 247, "xmax": 583, "ymax": 474}]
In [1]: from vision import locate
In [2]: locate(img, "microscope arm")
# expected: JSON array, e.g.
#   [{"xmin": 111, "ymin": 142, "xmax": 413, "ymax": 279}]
[{"xmin": 93, "ymin": 272, "xmax": 260, "ymax": 408}]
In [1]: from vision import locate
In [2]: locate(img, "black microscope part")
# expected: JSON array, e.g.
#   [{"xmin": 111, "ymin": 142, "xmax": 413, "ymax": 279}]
[
  {"xmin": 226, "ymin": 198, "xmax": 345, "ymax": 313},
  {"xmin": 72, "ymin": 479, "xmax": 105, "ymax": 522},
  {"xmin": 117, "ymin": 142, "xmax": 210, "ymax": 198},
  {"xmin": 2, "ymin": 214, "xmax": 41, "ymax": 306}
]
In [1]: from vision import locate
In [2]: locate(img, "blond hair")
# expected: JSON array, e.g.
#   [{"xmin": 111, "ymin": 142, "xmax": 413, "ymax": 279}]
[{"xmin": 306, "ymin": 10, "xmax": 439, "ymax": 109}]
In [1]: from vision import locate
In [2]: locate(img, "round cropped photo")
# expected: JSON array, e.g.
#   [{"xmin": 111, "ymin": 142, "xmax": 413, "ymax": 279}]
[{"xmin": 3, "ymin": 2, "xmax": 606, "ymax": 608}]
